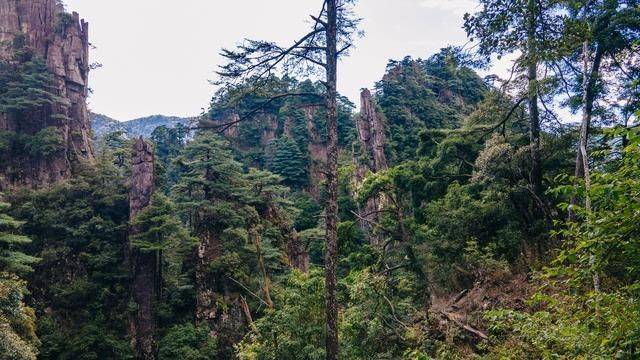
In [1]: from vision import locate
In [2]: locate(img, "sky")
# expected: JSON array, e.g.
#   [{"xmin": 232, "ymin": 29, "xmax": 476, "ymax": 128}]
[{"xmin": 63, "ymin": 0, "xmax": 496, "ymax": 121}]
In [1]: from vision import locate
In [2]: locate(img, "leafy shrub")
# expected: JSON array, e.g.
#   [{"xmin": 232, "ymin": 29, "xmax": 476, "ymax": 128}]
[
  {"xmin": 158, "ymin": 323, "xmax": 218, "ymax": 360},
  {"xmin": 236, "ymin": 270, "xmax": 326, "ymax": 360},
  {"xmin": 26, "ymin": 127, "xmax": 65, "ymax": 158},
  {"xmin": 0, "ymin": 275, "xmax": 39, "ymax": 360}
]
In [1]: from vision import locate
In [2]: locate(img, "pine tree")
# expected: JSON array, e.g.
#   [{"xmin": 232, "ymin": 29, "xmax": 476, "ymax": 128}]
[
  {"xmin": 464, "ymin": 0, "xmax": 563, "ymax": 197},
  {"xmin": 0, "ymin": 37, "xmax": 64, "ymax": 118},
  {"xmin": 173, "ymin": 133, "xmax": 253, "ymax": 356},
  {"xmin": 266, "ymin": 137, "xmax": 308, "ymax": 188},
  {"xmin": 0, "ymin": 200, "xmax": 39, "ymax": 275}
]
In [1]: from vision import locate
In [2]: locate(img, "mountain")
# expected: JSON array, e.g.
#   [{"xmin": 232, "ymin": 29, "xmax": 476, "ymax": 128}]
[
  {"xmin": 0, "ymin": 0, "xmax": 93, "ymax": 190},
  {"xmin": 90, "ymin": 113, "xmax": 195, "ymax": 139}
]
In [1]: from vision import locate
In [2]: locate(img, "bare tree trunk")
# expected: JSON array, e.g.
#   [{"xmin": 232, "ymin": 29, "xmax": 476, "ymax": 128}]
[
  {"xmin": 575, "ymin": 40, "xmax": 605, "ymax": 292},
  {"xmin": 324, "ymin": 1, "xmax": 340, "ymax": 359},
  {"xmin": 129, "ymin": 138, "xmax": 157, "ymax": 360},
  {"xmin": 526, "ymin": 0, "xmax": 542, "ymax": 197},
  {"xmin": 569, "ymin": 43, "xmax": 604, "ymax": 221}
]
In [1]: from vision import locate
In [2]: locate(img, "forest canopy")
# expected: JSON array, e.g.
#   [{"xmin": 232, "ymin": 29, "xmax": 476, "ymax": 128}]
[{"xmin": 0, "ymin": 0, "xmax": 639, "ymax": 359}]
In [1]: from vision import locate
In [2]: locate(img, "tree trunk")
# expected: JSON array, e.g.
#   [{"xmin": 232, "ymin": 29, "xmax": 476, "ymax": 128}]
[
  {"xmin": 129, "ymin": 138, "xmax": 157, "ymax": 360},
  {"xmin": 526, "ymin": 0, "xmax": 542, "ymax": 196},
  {"xmin": 573, "ymin": 40, "xmax": 604, "ymax": 292},
  {"xmin": 569, "ymin": 43, "xmax": 604, "ymax": 221},
  {"xmin": 324, "ymin": 1, "xmax": 340, "ymax": 359}
]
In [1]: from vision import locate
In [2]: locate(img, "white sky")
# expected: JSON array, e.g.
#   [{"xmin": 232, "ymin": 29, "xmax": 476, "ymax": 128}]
[{"xmin": 63, "ymin": 0, "xmax": 500, "ymax": 120}]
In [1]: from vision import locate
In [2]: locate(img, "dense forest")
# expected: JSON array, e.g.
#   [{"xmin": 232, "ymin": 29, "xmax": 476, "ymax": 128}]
[{"xmin": 1, "ymin": 0, "xmax": 639, "ymax": 359}]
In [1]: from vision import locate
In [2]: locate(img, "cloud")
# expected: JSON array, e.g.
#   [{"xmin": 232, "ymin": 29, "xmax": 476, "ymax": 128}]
[{"xmin": 419, "ymin": 0, "xmax": 478, "ymax": 14}]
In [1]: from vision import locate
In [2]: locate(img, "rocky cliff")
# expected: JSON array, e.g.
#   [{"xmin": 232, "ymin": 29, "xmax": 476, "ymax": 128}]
[
  {"xmin": 128, "ymin": 138, "xmax": 157, "ymax": 360},
  {"xmin": 0, "ymin": 0, "xmax": 93, "ymax": 189},
  {"xmin": 212, "ymin": 103, "xmax": 330, "ymax": 198},
  {"xmin": 354, "ymin": 89, "xmax": 388, "ymax": 245},
  {"xmin": 356, "ymin": 89, "xmax": 388, "ymax": 172}
]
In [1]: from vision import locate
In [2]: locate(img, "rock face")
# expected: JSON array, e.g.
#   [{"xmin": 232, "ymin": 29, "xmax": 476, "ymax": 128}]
[
  {"xmin": 356, "ymin": 89, "xmax": 387, "ymax": 172},
  {"xmin": 215, "ymin": 104, "xmax": 328, "ymax": 199},
  {"xmin": 129, "ymin": 138, "xmax": 157, "ymax": 360},
  {"xmin": 194, "ymin": 200, "xmax": 248, "ymax": 357},
  {"xmin": 0, "ymin": 0, "xmax": 93, "ymax": 189},
  {"xmin": 354, "ymin": 89, "xmax": 388, "ymax": 246}
]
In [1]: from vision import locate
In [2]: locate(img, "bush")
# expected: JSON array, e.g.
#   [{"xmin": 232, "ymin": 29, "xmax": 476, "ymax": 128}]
[
  {"xmin": 158, "ymin": 323, "xmax": 218, "ymax": 360},
  {"xmin": 0, "ymin": 275, "xmax": 40, "ymax": 360}
]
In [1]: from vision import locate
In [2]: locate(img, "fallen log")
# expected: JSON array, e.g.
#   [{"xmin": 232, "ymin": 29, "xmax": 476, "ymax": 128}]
[{"xmin": 439, "ymin": 311, "xmax": 488, "ymax": 340}]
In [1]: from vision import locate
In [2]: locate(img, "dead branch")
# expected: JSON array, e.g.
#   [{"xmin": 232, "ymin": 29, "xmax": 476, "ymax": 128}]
[
  {"xmin": 478, "ymin": 96, "xmax": 527, "ymax": 142},
  {"xmin": 226, "ymin": 276, "xmax": 270, "ymax": 307},
  {"xmin": 439, "ymin": 311, "xmax": 488, "ymax": 340}
]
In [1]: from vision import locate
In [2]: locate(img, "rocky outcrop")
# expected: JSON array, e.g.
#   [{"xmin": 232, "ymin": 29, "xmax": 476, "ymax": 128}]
[
  {"xmin": 0, "ymin": 0, "xmax": 93, "ymax": 189},
  {"xmin": 354, "ymin": 89, "xmax": 388, "ymax": 246},
  {"xmin": 263, "ymin": 202, "xmax": 309, "ymax": 273},
  {"xmin": 356, "ymin": 89, "xmax": 387, "ymax": 172},
  {"xmin": 129, "ymin": 138, "xmax": 157, "ymax": 360},
  {"xmin": 194, "ymin": 210, "xmax": 248, "ymax": 357},
  {"xmin": 213, "ymin": 104, "xmax": 328, "ymax": 198}
]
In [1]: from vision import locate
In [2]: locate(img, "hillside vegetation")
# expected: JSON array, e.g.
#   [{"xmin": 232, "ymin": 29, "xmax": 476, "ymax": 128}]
[{"xmin": 0, "ymin": 0, "xmax": 639, "ymax": 359}]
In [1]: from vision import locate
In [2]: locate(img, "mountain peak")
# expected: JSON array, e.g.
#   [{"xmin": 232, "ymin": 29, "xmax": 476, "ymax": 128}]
[{"xmin": 90, "ymin": 112, "xmax": 195, "ymax": 139}]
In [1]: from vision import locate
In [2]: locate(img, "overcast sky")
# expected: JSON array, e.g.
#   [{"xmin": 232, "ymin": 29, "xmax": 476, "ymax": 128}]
[{"xmin": 63, "ymin": 0, "xmax": 495, "ymax": 120}]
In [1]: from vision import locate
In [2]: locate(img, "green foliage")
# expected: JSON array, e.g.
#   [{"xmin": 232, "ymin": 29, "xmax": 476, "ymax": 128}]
[
  {"xmin": 265, "ymin": 136, "xmax": 308, "ymax": 188},
  {"xmin": 3, "ymin": 6, "xmax": 637, "ymax": 356},
  {"xmin": 236, "ymin": 270, "xmax": 326, "ymax": 360},
  {"xmin": 463, "ymin": 0, "xmax": 563, "ymax": 60},
  {"xmin": 376, "ymin": 48, "xmax": 487, "ymax": 162},
  {"xmin": 25, "ymin": 127, "xmax": 65, "ymax": 158},
  {"xmin": 483, "ymin": 127, "xmax": 640, "ymax": 358},
  {"xmin": 0, "ymin": 275, "xmax": 39, "ymax": 360},
  {"xmin": 56, "ymin": 12, "xmax": 75, "ymax": 35},
  {"xmin": 0, "ymin": 127, "xmax": 66, "ymax": 163},
  {"xmin": 340, "ymin": 269, "xmax": 417, "ymax": 359},
  {"xmin": 206, "ymin": 76, "xmax": 356, "ymax": 169},
  {"xmin": 0, "ymin": 38, "xmax": 69, "ymax": 178},
  {"xmin": 0, "ymin": 42, "xmax": 65, "ymax": 118},
  {"xmin": 130, "ymin": 193, "xmax": 194, "ymax": 252},
  {"xmin": 290, "ymin": 192, "xmax": 321, "ymax": 231},
  {"xmin": 151, "ymin": 124, "xmax": 188, "ymax": 192},
  {"xmin": 551, "ymin": 127, "xmax": 640, "ymax": 285},
  {"xmin": 485, "ymin": 290, "xmax": 640, "ymax": 359},
  {"xmin": 0, "ymin": 201, "xmax": 39, "ymax": 275},
  {"xmin": 172, "ymin": 131, "xmax": 300, "ymax": 355},
  {"xmin": 94, "ymin": 131, "xmax": 131, "ymax": 177},
  {"xmin": 158, "ymin": 323, "xmax": 218, "ymax": 360},
  {"xmin": 10, "ymin": 166, "xmax": 131, "ymax": 359}
]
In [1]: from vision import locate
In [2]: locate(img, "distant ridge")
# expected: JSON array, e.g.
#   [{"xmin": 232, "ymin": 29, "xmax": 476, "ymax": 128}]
[{"xmin": 90, "ymin": 113, "xmax": 196, "ymax": 139}]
